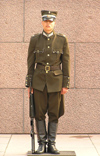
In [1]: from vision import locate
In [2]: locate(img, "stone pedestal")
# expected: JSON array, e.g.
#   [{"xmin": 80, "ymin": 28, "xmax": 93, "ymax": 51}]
[{"xmin": 27, "ymin": 151, "xmax": 76, "ymax": 156}]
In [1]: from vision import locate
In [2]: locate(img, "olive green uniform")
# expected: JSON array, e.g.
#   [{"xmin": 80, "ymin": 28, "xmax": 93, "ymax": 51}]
[
  {"xmin": 25, "ymin": 30, "xmax": 70, "ymax": 122},
  {"xmin": 25, "ymin": 9, "xmax": 70, "ymax": 154}
]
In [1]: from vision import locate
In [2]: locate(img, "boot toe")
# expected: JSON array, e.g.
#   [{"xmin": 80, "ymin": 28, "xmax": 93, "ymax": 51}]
[
  {"xmin": 36, "ymin": 143, "xmax": 46, "ymax": 154},
  {"xmin": 48, "ymin": 144, "xmax": 60, "ymax": 154}
]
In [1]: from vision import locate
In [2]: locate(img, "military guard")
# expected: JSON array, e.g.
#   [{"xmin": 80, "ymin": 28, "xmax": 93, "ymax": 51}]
[{"xmin": 25, "ymin": 10, "xmax": 70, "ymax": 154}]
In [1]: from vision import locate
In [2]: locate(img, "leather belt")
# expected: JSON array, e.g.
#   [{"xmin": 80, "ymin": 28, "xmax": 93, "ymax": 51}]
[{"xmin": 36, "ymin": 64, "xmax": 61, "ymax": 73}]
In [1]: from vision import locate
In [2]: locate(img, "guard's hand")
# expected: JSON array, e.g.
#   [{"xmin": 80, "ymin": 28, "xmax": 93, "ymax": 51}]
[
  {"xmin": 61, "ymin": 88, "xmax": 68, "ymax": 94},
  {"xmin": 28, "ymin": 88, "xmax": 33, "ymax": 98}
]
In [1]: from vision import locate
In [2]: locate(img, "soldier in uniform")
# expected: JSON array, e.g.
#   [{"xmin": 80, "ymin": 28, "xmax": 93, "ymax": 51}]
[{"xmin": 25, "ymin": 10, "xmax": 70, "ymax": 154}]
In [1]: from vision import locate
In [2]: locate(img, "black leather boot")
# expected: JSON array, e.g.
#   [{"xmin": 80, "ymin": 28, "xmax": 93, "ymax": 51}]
[
  {"xmin": 48, "ymin": 122, "xmax": 60, "ymax": 154},
  {"xmin": 36, "ymin": 120, "xmax": 47, "ymax": 154}
]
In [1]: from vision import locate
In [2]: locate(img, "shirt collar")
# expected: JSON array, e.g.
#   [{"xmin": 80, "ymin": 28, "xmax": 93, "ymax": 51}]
[{"xmin": 42, "ymin": 31, "xmax": 54, "ymax": 37}]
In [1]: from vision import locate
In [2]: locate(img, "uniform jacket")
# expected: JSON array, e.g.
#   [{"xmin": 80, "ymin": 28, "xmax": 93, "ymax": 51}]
[
  {"xmin": 25, "ymin": 30, "xmax": 70, "ymax": 117},
  {"xmin": 26, "ymin": 31, "xmax": 70, "ymax": 91}
]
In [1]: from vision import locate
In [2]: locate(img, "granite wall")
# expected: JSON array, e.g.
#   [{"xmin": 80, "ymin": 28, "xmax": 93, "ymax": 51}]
[{"xmin": 0, "ymin": 0, "xmax": 100, "ymax": 133}]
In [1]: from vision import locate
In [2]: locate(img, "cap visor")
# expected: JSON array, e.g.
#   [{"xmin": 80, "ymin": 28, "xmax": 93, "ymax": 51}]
[{"xmin": 42, "ymin": 17, "xmax": 55, "ymax": 21}]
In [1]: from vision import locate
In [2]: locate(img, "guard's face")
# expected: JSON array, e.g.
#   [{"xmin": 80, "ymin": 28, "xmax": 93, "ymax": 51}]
[{"xmin": 42, "ymin": 20, "xmax": 56, "ymax": 33}]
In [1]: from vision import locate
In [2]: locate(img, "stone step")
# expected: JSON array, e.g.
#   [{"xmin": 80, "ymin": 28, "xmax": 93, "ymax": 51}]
[{"xmin": 27, "ymin": 151, "xmax": 76, "ymax": 156}]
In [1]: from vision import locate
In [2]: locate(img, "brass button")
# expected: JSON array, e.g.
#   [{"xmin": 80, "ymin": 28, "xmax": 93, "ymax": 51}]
[
  {"xmin": 48, "ymin": 38, "xmax": 50, "ymax": 40},
  {"xmin": 47, "ymin": 62, "xmax": 49, "ymax": 65},
  {"xmin": 48, "ymin": 46, "xmax": 50, "ymax": 48},
  {"xmin": 47, "ymin": 54, "xmax": 50, "ymax": 56}
]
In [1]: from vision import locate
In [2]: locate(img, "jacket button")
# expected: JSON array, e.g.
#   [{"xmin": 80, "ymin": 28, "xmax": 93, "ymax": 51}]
[
  {"xmin": 48, "ymin": 38, "xmax": 50, "ymax": 40},
  {"xmin": 47, "ymin": 62, "xmax": 49, "ymax": 65},
  {"xmin": 47, "ymin": 54, "xmax": 50, "ymax": 56},
  {"xmin": 48, "ymin": 46, "xmax": 50, "ymax": 48}
]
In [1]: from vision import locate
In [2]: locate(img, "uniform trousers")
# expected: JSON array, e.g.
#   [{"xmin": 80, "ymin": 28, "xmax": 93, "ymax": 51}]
[{"xmin": 34, "ymin": 85, "xmax": 61, "ymax": 123}]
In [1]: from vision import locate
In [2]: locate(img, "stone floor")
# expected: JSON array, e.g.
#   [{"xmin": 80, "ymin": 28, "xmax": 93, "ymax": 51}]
[{"xmin": 0, "ymin": 134, "xmax": 100, "ymax": 156}]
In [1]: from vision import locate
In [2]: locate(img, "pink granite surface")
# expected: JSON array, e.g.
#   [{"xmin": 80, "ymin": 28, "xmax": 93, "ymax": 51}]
[
  {"xmin": 0, "ymin": 89, "xmax": 23, "ymax": 133},
  {"xmin": 0, "ymin": 43, "xmax": 28, "ymax": 88},
  {"xmin": 0, "ymin": 0, "xmax": 23, "ymax": 42},
  {"xmin": 0, "ymin": 0, "xmax": 100, "ymax": 133},
  {"xmin": 75, "ymin": 43, "xmax": 100, "ymax": 88}
]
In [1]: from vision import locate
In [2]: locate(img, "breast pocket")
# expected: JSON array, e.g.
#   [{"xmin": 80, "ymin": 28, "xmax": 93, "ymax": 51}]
[
  {"xmin": 34, "ymin": 48, "xmax": 45, "ymax": 62},
  {"xmin": 52, "ymin": 49, "xmax": 63, "ymax": 61}
]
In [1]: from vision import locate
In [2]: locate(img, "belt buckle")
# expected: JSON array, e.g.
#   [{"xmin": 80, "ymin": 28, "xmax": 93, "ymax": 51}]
[{"xmin": 45, "ymin": 65, "xmax": 50, "ymax": 73}]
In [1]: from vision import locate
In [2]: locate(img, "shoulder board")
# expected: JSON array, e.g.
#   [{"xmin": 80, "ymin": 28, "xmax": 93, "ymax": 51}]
[{"xmin": 56, "ymin": 33, "xmax": 66, "ymax": 38}]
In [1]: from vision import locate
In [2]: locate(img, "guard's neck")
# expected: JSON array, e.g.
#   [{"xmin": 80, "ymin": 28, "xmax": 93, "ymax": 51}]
[{"xmin": 43, "ymin": 30, "xmax": 54, "ymax": 37}]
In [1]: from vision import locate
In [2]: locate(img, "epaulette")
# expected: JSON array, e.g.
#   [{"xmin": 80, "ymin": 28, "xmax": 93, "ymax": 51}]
[{"xmin": 57, "ymin": 33, "xmax": 66, "ymax": 38}]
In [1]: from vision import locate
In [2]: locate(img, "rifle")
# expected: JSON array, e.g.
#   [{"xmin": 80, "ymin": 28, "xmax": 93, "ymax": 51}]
[{"xmin": 29, "ymin": 79, "xmax": 35, "ymax": 154}]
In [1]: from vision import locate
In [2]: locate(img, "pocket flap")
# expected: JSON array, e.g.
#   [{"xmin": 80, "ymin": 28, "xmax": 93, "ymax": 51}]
[
  {"xmin": 34, "ymin": 48, "xmax": 44, "ymax": 53},
  {"xmin": 53, "ymin": 70, "xmax": 63, "ymax": 75},
  {"xmin": 53, "ymin": 49, "xmax": 63, "ymax": 54}
]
